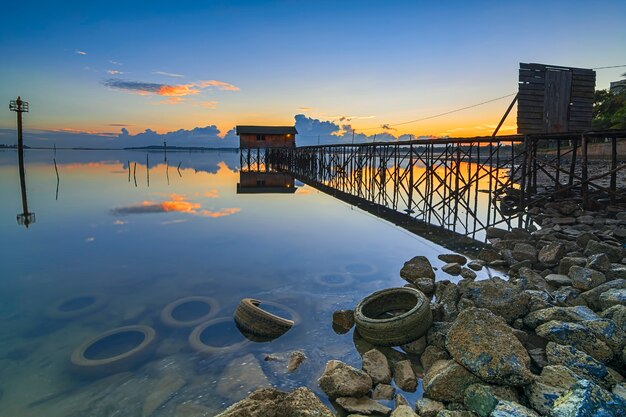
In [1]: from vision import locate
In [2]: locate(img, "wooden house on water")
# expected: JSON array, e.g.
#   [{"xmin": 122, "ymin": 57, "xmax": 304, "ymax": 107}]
[{"xmin": 236, "ymin": 125, "xmax": 297, "ymax": 149}]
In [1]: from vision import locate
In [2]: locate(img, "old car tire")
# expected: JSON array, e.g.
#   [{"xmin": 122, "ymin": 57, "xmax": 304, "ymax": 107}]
[
  {"xmin": 189, "ymin": 317, "xmax": 250, "ymax": 354},
  {"xmin": 234, "ymin": 298, "xmax": 299, "ymax": 339},
  {"xmin": 160, "ymin": 296, "xmax": 220, "ymax": 328},
  {"xmin": 46, "ymin": 293, "xmax": 108, "ymax": 320},
  {"xmin": 70, "ymin": 325, "xmax": 157, "ymax": 377},
  {"xmin": 354, "ymin": 287, "xmax": 432, "ymax": 346}
]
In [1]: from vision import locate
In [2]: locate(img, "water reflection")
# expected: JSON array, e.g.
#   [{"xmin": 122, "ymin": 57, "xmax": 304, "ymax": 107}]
[
  {"xmin": 16, "ymin": 145, "xmax": 35, "ymax": 228},
  {"xmin": 237, "ymin": 171, "xmax": 297, "ymax": 194}
]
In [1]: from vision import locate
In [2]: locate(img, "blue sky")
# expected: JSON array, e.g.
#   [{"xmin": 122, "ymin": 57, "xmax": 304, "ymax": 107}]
[{"xmin": 1, "ymin": 0, "xmax": 625, "ymax": 146}]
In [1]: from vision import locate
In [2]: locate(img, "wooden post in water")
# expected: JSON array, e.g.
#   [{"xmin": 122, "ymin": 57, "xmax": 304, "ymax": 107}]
[
  {"xmin": 10, "ymin": 97, "xmax": 35, "ymax": 228},
  {"xmin": 581, "ymin": 134, "xmax": 588, "ymax": 208}
]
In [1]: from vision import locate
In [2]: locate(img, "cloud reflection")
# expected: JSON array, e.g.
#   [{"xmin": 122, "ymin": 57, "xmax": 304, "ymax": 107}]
[{"xmin": 111, "ymin": 194, "xmax": 239, "ymax": 219}]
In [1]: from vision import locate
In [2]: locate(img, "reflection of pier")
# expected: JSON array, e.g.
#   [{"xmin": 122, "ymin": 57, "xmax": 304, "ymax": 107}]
[
  {"xmin": 237, "ymin": 171, "xmax": 296, "ymax": 194},
  {"xmin": 10, "ymin": 96, "xmax": 35, "ymax": 228},
  {"xmin": 241, "ymin": 130, "xmax": 626, "ymax": 247}
]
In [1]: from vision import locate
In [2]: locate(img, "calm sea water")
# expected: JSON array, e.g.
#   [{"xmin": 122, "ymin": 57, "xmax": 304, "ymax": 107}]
[{"xmin": 0, "ymin": 149, "xmax": 495, "ymax": 417}]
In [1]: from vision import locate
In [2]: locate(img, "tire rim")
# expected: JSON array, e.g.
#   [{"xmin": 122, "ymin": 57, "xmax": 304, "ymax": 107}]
[
  {"xmin": 356, "ymin": 287, "xmax": 426, "ymax": 324},
  {"xmin": 46, "ymin": 293, "xmax": 107, "ymax": 320},
  {"xmin": 189, "ymin": 317, "xmax": 250, "ymax": 354},
  {"xmin": 161, "ymin": 296, "xmax": 220, "ymax": 328}
]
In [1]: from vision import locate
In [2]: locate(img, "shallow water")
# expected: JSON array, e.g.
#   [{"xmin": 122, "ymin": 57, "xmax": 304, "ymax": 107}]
[{"xmin": 0, "ymin": 149, "xmax": 497, "ymax": 416}]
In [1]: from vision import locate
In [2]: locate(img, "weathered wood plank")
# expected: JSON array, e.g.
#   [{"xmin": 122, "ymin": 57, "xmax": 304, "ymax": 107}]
[{"xmin": 543, "ymin": 69, "xmax": 572, "ymax": 133}]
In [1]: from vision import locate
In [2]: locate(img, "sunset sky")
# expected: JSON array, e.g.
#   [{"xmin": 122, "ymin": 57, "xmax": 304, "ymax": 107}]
[{"xmin": 1, "ymin": 0, "xmax": 625, "ymax": 146}]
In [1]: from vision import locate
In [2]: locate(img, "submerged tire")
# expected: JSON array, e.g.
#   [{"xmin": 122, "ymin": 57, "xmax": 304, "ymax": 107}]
[
  {"xmin": 354, "ymin": 287, "xmax": 432, "ymax": 346},
  {"xmin": 70, "ymin": 325, "xmax": 157, "ymax": 377},
  {"xmin": 160, "ymin": 296, "xmax": 220, "ymax": 328},
  {"xmin": 46, "ymin": 293, "xmax": 108, "ymax": 320},
  {"xmin": 233, "ymin": 298, "xmax": 299, "ymax": 339},
  {"xmin": 189, "ymin": 317, "xmax": 250, "ymax": 354}
]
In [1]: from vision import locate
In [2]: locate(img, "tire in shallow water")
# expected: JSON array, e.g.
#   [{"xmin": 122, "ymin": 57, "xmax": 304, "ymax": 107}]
[
  {"xmin": 188, "ymin": 317, "xmax": 250, "ymax": 354},
  {"xmin": 354, "ymin": 287, "xmax": 432, "ymax": 346},
  {"xmin": 233, "ymin": 298, "xmax": 299, "ymax": 339},
  {"xmin": 160, "ymin": 296, "xmax": 220, "ymax": 328},
  {"xmin": 70, "ymin": 325, "xmax": 157, "ymax": 377},
  {"xmin": 45, "ymin": 293, "xmax": 108, "ymax": 320}
]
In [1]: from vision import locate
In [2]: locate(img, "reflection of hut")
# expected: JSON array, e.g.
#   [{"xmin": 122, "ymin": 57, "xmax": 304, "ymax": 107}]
[
  {"xmin": 236, "ymin": 126, "xmax": 297, "ymax": 149},
  {"xmin": 237, "ymin": 172, "xmax": 296, "ymax": 194}
]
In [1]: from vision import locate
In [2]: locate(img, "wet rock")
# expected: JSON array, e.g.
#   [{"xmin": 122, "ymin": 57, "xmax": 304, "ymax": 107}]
[
  {"xmin": 372, "ymin": 383, "xmax": 395, "ymax": 400},
  {"xmin": 545, "ymin": 342, "xmax": 612, "ymax": 388},
  {"xmin": 459, "ymin": 268, "xmax": 476, "ymax": 280},
  {"xmin": 420, "ymin": 345, "xmax": 450, "ymax": 372},
  {"xmin": 463, "ymin": 383, "xmax": 521, "ymax": 417},
  {"xmin": 441, "ymin": 263, "xmax": 462, "ymax": 276},
  {"xmin": 426, "ymin": 322, "xmax": 451, "ymax": 349},
  {"xmin": 336, "ymin": 397, "xmax": 391, "ymax": 416},
  {"xmin": 413, "ymin": 278, "xmax": 436, "ymax": 296},
  {"xmin": 318, "ymin": 360, "xmax": 372, "ymax": 399},
  {"xmin": 393, "ymin": 360, "xmax": 417, "ymax": 392},
  {"xmin": 478, "ymin": 248, "xmax": 502, "ymax": 263},
  {"xmin": 607, "ymin": 264, "xmax": 626, "ymax": 280},
  {"xmin": 585, "ymin": 240, "xmax": 624, "ymax": 262},
  {"xmin": 580, "ymin": 279, "xmax": 626, "ymax": 310},
  {"xmin": 525, "ymin": 365, "xmax": 580, "ymax": 415},
  {"xmin": 415, "ymin": 397, "xmax": 445, "ymax": 417},
  {"xmin": 218, "ymin": 354, "xmax": 271, "ymax": 402},
  {"xmin": 446, "ymin": 308, "xmax": 534, "ymax": 386},
  {"xmin": 490, "ymin": 400, "xmax": 539, "ymax": 417},
  {"xmin": 545, "ymin": 274, "xmax": 573, "ymax": 287},
  {"xmin": 586, "ymin": 253, "xmax": 611, "ymax": 273},
  {"xmin": 215, "ymin": 387, "xmax": 334, "ymax": 417},
  {"xmin": 401, "ymin": 256, "xmax": 435, "ymax": 283},
  {"xmin": 401, "ymin": 336, "xmax": 426, "ymax": 355},
  {"xmin": 288, "ymin": 351, "xmax": 306, "ymax": 372},
  {"xmin": 332, "ymin": 310, "xmax": 355, "ymax": 334},
  {"xmin": 569, "ymin": 266, "xmax": 606, "ymax": 291},
  {"xmin": 512, "ymin": 243, "xmax": 538, "ymax": 262},
  {"xmin": 460, "ymin": 277, "xmax": 530, "ymax": 323},
  {"xmin": 142, "ymin": 371, "xmax": 187, "ymax": 416},
  {"xmin": 467, "ymin": 260, "xmax": 484, "ymax": 271},
  {"xmin": 423, "ymin": 359, "xmax": 480, "ymax": 403},
  {"xmin": 362, "ymin": 349, "xmax": 391, "ymax": 384},
  {"xmin": 535, "ymin": 320, "xmax": 613, "ymax": 362},
  {"xmin": 390, "ymin": 404, "xmax": 418, "ymax": 417},
  {"xmin": 550, "ymin": 379, "xmax": 626, "ymax": 417},
  {"xmin": 433, "ymin": 281, "xmax": 460, "ymax": 322},
  {"xmin": 538, "ymin": 242, "xmax": 566, "ymax": 264},
  {"xmin": 523, "ymin": 305, "xmax": 599, "ymax": 329},
  {"xmin": 438, "ymin": 254, "xmax": 467, "ymax": 265},
  {"xmin": 599, "ymin": 288, "xmax": 626, "ymax": 310},
  {"xmin": 559, "ymin": 256, "xmax": 587, "ymax": 275}
]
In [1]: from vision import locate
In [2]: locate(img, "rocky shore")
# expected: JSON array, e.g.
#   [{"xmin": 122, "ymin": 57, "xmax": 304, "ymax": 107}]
[{"xmin": 220, "ymin": 199, "xmax": 626, "ymax": 416}]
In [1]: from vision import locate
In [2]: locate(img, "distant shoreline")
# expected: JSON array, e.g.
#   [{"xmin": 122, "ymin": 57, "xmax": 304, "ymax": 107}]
[{"xmin": 0, "ymin": 145, "xmax": 239, "ymax": 152}]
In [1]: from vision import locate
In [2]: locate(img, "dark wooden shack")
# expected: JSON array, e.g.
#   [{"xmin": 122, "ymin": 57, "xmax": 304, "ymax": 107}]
[
  {"xmin": 236, "ymin": 172, "xmax": 296, "ymax": 193},
  {"xmin": 236, "ymin": 125, "xmax": 297, "ymax": 149},
  {"xmin": 517, "ymin": 63, "xmax": 595, "ymax": 134}
]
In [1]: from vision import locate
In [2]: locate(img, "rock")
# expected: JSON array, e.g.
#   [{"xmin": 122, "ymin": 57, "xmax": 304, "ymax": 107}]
[
  {"xmin": 478, "ymin": 248, "xmax": 502, "ymax": 263},
  {"xmin": 569, "ymin": 266, "xmax": 606, "ymax": 291},
  {"xmin": 545, "ymin": 274, "xmax": 573, "ymax": 287},
  {"xmin": 413, "ymin": 277, "xmax": 436, "ymax": 296},
  {"xmin": 401, "ymin": 336, "xmax": 426, "ymax": 355},
  {"xmin": 512, "ymin": 243, "xmax": 538, "ymax": 262},
  {"xmin": 607, "ymin": 264, "xmax": 626, "ymax": 280},
  {"xmin": 463, "ymin": 384, "xmax": 521, "ymax": 417},
  {"xmin": 601, "ymin": 305, "xmax": 626, "ymax": 330},
  {"xmin": 486, "ymin": 227, "xmax": 509, "ymax": 239},
  {"xmin": 580, "ymin": 279, "xmax": 626, "ymax": 310},
  {"xmin": 415, "ymin": 398, "xmax": 445, "ymax": 417},
  {"xmin": 372, "ymin": 383, "xmax": 395, "ymax": 400},
  {"xmin": 525, "ymin": 289, "xmax": 554, "ymax": 311},
  {"xmin": 438, "ymin": 254, "xmax": 467, "ymax": 265},
  {"xmin": 362, "ymin": 349, "xmax": 391, "ymax": 384},
  {"xmin": 581, "ymin": 318, "xmax": 626, "ymax": 353},
  {"xmin": 435, "ymin": 411, "xmax": 475, "ymax": 417},
  {"xmin": 613, "ymin": 383, "xmax": 626, "ymax": 401},
  {"xmin": 423, "ymin": 359, "xmax": 480, "ymax": 403},
  {"xmin": 523, "ymin": 305, "xmax": 599, "ymax": 329},
  {"xmin": 535, "ymin": 320, "xmax": 613, "ymax": 362},
  {"xmin": 390, "ymin": 405, "xmax": 418, "ymax": 417},
  {"xmin": 332, "ymin": 310, "xmax": 355, "ymax": 333},
  {"xmin": 550, "ymin": 379, "xmax": 626, "ymax": 417},
  {"xmin": 460, "ymin": 277, "xmax": 530, "ymax": 323},
  {"xmin": 467, "ymin": 260, "xmax": 484, "ymax": 271},
  {"xmin": 441, "ymin": 263, "xmax": 462, "ymax": 276},
  {"xmin": 599, "ymin": 288, "xmax": 626, "ymax": 310},
  {"xmin": 217, "ymin": 354, "xmax": 271, "ymax": 401},
  {"xmin": 552, "ymin": 286, "xmax": 585, "ymax": 307},
  {"xmin": 545, "ymin": 342, "xmax": 612, "ymax": 388},
  {"xmin": 577, "ymin": 232, "xmax": 598, "ymax": 249},
  {"xmin": 586, "ymin": 253, "xmax": 611, "ymax": 273},
  {"xmin": 433, "ymin": 281, "xmax": 460, "ymax": 322},
  {"xmin": 460, "ymin": 268, "xmax": 476, "ymax": 280},
  {"xmin": 318, "ymin": 360, "xmax": 372, "ymax": 399},
  {"xmin": 518, "ymin": 267, "xmax": 552, "ymax": 291},
  {"xmin": 174, "ymin": 403, "xmax": 213, "ymax": 417},
  {"xmin": 393, "ymin": 360, "xmax": 417, "ymax": 392},
  {"xmin": 401, "ymin": 256, "xmax": 435, "ymax": 283},
  {"xmin": 427, "ymin": 322, "xmax": 451, "ymax": 349},
  {"xmin": 420, "ymin": 345, "xmax": 450, "ymax": 372},
  {"xmin": 585, "ymin": 240, "xmax": 624, "ymax": 263},
  {"xmin": 490, "ymin": 400, "xmax": 539, "ymax": 417},
  {"xmin": 539, "ymin": 242, "xmax": 566, "ymax": 264},
  {"xmin": 143, "ymin": 372, "xmax": 187, "ymax": 416},
  {"xmin": 446, "ymin": 308, "xmax": 534, "ymax": 386},
  {"xmin": 395, "ymin": 394, "xmax": 410, "ymax": 407},
  {"xmin": 215, "ymin": 387, "xmax": 334, "ymax": 417},
  {"xmin": 288, "ymin": 351, "xmax": 306, "ymax": 372},
  {"xmin": 527, "ymin": 347, "xmax": 548, "ymax": 369},
  {"xmin": 336, "ymin": 397, "xmax": 391, "ymax": 416},
  {"xmin": 559, "ymin": 257, "xmax": 587, "ymax": 275},
  {"xmin": 525, "ymin": 365, "xmax": 581, "ymax": 415},
  {"xmin": 552, "ymin": 217, "xmax": 577, "ymax": 225}
]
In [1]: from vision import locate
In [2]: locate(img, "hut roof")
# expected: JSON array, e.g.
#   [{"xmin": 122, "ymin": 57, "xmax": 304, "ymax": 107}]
[{"xmin": 236, "ymin": 126, "xmax": 298, "ymax": 135}]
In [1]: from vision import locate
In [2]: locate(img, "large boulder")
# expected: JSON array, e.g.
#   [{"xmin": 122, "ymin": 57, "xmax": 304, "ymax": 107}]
[
  {"xmin": 586, "ymin": 253, "xmax": 611, "ymax": 273},
  {"xmin": 400, "ymin": 256, "xmax": 435, "ymax": 283},
  {"xmin": 335, "ymin": 396, "xmax": 391, "ymax": 416},
  {"xmin": 317, "ymin": 360, "xmax": 372, "ymax": 399},
  {"xmin": 569, "ymin": 266, "xmax": 606, "ymax": 291},
  {"xmin": 599, "ymin": 288, "xmax": 626, "ymax": 310},
  {"xmin": 581, "ymin": 318, "xmax": 626, "ymax": 354},
  {"xmin": 580, "ymin": 279, "xmax": 626, "ymax": 311},
  {"xmin": 545, "ymin": 342, "xmax": 612, "ymax": 388},
  {"xmin": 214, "ymin": 387, "xmax": 334, "ymax": 417},
  {"xmin": 446, "ymin": 308, "xmax": 534, "ymax": 386},
  {"xmin": 585, "ymin": 240, "xmax": 624, "ymax": 263},
  {"xmin": 550, "ymin": 379, "xmax": 626, "ymax": 417},
  {"xmin": 459, "ymin": 278, "xmax": 530, "ymax": 323},
  {"xmin": 422, "ymin": 359, "xmax": 480, "ymax": 403},
  {"xmin": 535, "ymin": 320, "xmax": 614, "ymax": 363},
  {"xmin": 361, "ymin": 349, "xmax": 391, "ymax": 384}
]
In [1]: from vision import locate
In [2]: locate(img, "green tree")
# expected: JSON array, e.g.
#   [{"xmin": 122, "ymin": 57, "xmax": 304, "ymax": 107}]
[{"xmin": 593, "ymin": 73, "xmax": 626, "ymax": 130}]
